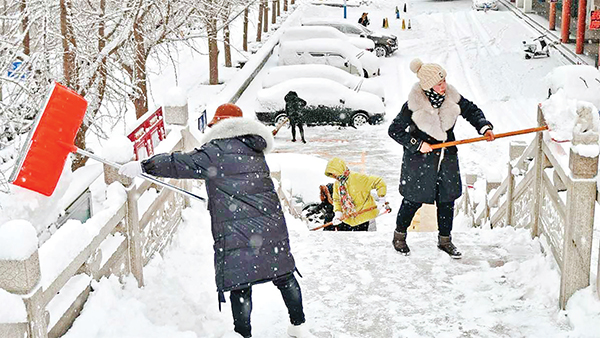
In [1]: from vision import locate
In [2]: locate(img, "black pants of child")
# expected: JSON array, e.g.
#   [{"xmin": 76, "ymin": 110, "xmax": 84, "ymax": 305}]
[
  {"xmin": 395, "ymin": 198, "xmax": 454, "ymax": 236},
  {"xmin": 323, "ymin": 221, "xmax": 369, "ymax": 231},
  {"xmin": 230, "ymin": 272, "xmax": 305, "ymax": 338},
  {"xmin": 291, "ymin": 122, "xmax": 306, "ymax": 143}
]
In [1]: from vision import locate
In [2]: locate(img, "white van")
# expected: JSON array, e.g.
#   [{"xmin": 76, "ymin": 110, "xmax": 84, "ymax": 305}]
[
  {"xmin": 278, "ymin": 38, "xmax": 380, "ymax": 78},
  {"xmin": 280, "ymin": 26, "xmax": 375, "ymax": 51}
]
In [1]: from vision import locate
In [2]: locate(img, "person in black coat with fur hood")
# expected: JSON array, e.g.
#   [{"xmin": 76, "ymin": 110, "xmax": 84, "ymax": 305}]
[
  {"xmin": 118, "ymin": 103, "xmax": 316, "ymax": 338},
  {"xmin": 388, "ymin": 59, "xmax": 495, "ymax": 258}
]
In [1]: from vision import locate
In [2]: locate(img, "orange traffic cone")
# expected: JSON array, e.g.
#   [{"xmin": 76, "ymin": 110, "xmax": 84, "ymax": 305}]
[{"xmin": 402, "ymin": 19, "xmax": 406, "ymax": 30}]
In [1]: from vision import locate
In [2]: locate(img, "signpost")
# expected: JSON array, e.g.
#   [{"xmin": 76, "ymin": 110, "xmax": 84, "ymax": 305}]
[{"xmin": 343, "ymin": 0, "xmax": 347, "ymax": 18}]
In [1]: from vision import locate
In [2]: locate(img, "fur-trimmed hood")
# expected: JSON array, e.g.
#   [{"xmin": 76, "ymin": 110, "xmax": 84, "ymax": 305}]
[
  {"xmin": 408, "ymin": 83, "xmax": 462, "ymax": 141},
  {"xmin": 201, "ymin": 117, "xmax": 274, "ymax": 153}
]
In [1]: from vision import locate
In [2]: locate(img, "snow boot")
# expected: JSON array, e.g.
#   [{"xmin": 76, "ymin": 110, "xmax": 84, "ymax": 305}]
[
  {"xmin": 438, "ymin": 235, "xmax": 462, "ymax": 259},
  {"xmin": 287, "ymin": 323, "xmax": 316, "ymax": 338},
  {"xmin": 392, "ymin": 231, "xmax": 410, "ymax": 255}
]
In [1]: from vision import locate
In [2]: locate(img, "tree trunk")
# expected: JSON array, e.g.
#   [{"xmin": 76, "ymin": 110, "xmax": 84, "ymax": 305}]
[
  {"xmin": 257, "ymin": 1, "xmax": 263, "ymax": 42},
  {"xmin": 263, "ymin": 0, "xmax": 269, "ymax": 32},
  {"xmin": 132, "ymin": 20, "xmax": 148, "ymax": 119},
  {"xmin": 223, "ymin": 16, "xmax": 232, "ymax": 67},
  {"xmin": 271, "ymin": 0, "xmax": 276, "ymax": 24},
  {"xmin": 59, "ymin": 0, "xmax": 77, "ymax": 88},
  {"xmin": 291, "ymin": 0, "xmax": 295, "ymax": 4},
  {"xmin": 60, "ymin": 0, "xmax": 84, "ymax": 170},
  {"xmin": 277, "ymin": 0, "xmax": 280, "ymax": 17},
  {"xmin": 208, "ymin": 17, "xmax": 219, "ymax": 85},
  {"xmin": 284, "ymin": 0, "xmax": 288, "ymax": 11},
  {"xmin": 21, "ymin": 0, "xmax": 29, "ymax": 55},
  {"xmin": 243, "ymin": 7, "xmax": 248, "ymax": 51}
]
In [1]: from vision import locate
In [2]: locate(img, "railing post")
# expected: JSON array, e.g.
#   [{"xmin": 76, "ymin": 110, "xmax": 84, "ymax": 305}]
[
  {"xmin": 559, "ymin": 105, "xmax": 599, "ymax": 309},
  {"xmin": 0, "ymin": 220, "xmax": 47, "ymax": 338},
  {"xmin": 163, "ymin": 95, "xmax": 189, "ymax": 126},
  {"xmin": 126, "ymin": 187, "xmax": 144, "ymax": 287},
  {"xmin": 506, "ymin": 162, "xmax": 515, "ymax": 226},
  {"xmin": 531, "ymin": 106, "xmax": 546, "ymax": 238}
]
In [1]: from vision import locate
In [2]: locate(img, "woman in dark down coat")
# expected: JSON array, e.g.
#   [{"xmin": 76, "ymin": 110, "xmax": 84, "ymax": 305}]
[
  {"xmin": 388, "ymin": 58, "xmax": 495, "ymax": 259},
  {"xmin": 118, "ymin": 103, "xmax": 315, "ymax": 338}
]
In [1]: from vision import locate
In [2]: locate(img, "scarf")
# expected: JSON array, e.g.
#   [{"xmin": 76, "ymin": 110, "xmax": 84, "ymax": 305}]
[
  {"xmin": 338, "ymin": 169, "xmax": 357, "ymax": 217},
  {"xmin": 424, "ymin": 88, "xmax": 446, "ymax": 108}
]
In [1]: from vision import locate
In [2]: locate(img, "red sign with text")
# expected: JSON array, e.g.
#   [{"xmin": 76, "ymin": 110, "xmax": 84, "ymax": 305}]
[{"xmin": 591, "ymin": 11, "xmax": 600, "ymax": 30}]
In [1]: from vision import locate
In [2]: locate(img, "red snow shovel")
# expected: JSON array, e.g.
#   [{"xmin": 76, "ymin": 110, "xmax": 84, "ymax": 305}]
[{"xmin": 9, "ymin": 82, "xmax": 205, "ymax": 201}]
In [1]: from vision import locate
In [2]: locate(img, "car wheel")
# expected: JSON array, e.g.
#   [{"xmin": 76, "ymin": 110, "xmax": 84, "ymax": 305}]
[
  {"xmin": 351, "ymin": 112, "xmax": 369, "ymax": 127},
  {"xmin": 363, "ymin": 69, "xmax": 369, "ymax": 78},
  {"xmin": 275, "ymin": 113, "xmax": 288, "ymax": 126},
  {"xmin": 374, "ymin": 45, "xmax": 387, "ymax": 57}
]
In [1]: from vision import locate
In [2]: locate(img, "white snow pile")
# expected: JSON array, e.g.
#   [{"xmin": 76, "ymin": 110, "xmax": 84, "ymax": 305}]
[
  {"xmin": 164, "ymin": 86, "xmax": 188, "ymax": 107},
  {"xmin": 544, "ymin": 65, "xmax": 600, "ymax": 109},
  {"xmin": 0, "ymin": 158, "xmax": 73, "ymax": 234},
  {"xmin": 0, "ymin": 219, "xmax": 38, "ymax": 260},
  {"xmin": 542, "ymin": 65, "xmax": 600, "ymax": 149},
  {"xmin": 0, "ymin": 288, "xmax": 27, "ymax": 323},
  {"xmin": 101, "ymin": 135, "xmax": 135, "ymax": 164},
  {"xmin": 540, "ymin": 89, "xmax": 600, "ymax": 151},
  {"xmin": 266, "ymin": 153, "xmax": 334, "ymax": 204}
]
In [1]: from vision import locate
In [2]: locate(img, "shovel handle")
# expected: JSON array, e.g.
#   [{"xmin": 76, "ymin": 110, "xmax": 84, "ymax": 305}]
[
  {"xmin": 310, "ymin": 205, "xmax": 380, "ymax": 231},
  {"xmin": 430, "ymin": 125, "xmax": 548, "ymax": 150},
  {"xmin": 75, "ymin": 148, "xmax": 206, "ymax": 202}
]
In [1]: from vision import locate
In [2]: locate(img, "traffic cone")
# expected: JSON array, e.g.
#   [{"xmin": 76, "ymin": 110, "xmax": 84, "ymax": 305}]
[
  {"xmin": 403, "ymin": 3, "xmax": 407, "ymax": 12},
  {"xmin": 408, "ymin": 19, "xmax": 411, "ymax": 30},
  {"xmin": 402, "ymin": 18, "xmax": 406, "ymax": 30},
  {"xmin": 383, "ymin": 18, "xmax": 389, "ymax": 28}
]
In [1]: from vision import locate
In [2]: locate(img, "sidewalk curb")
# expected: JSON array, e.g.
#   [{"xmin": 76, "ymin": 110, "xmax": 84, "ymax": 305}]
[{"xmin": 499, "ymin": 0, "xmax": 594, "ymax": 66}]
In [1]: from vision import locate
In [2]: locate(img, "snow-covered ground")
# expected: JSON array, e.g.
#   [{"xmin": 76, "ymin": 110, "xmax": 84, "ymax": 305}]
[{"xmin": 3, "ymin": 0, "xmax": 600, "ymax": 337}]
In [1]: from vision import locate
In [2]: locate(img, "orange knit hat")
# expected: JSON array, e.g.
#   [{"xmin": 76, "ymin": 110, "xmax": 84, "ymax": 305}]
[{"xmin": 208, "ymin": 103, "xmax": 243, "ymax": 127}]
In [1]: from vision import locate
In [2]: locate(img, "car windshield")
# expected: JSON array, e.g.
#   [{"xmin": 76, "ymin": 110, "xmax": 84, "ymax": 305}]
[{"xmin": 359, "ymin": 26, "xmax": 373, "ymax": 35}]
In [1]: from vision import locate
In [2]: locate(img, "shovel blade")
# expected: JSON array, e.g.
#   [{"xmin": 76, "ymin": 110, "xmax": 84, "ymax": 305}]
[{"xmin": 10, "ymin": 82, "xmax": 88, "ymax": 196}]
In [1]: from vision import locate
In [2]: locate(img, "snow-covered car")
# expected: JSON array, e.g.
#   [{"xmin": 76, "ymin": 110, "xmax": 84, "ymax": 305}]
[
  {"xmin": 278, "ymin": 38, "xmax": 380, "ymax": 78},
  {"xmin": 255, "ymin": 78, "xmax": 385, "ymax": 127},
  {"xmin": 280, "ymin": 26, "xmax": 375, "ymax": 51},
  {"xmin": 302, "ymin": 19, "xmax": 398, "ymax": 57},
  {"xmin": 262, "ymin": 64, "xmax": 385, "ymax": 102},
  {"xmin": 472, "ymin": 0, "xmax": 498, "ymax": 11}
]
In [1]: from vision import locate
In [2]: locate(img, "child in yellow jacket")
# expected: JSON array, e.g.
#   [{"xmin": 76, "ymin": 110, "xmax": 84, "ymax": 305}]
[{"xmin": 324, "ymin": 157, "xmax": 387, "ymax": 231}]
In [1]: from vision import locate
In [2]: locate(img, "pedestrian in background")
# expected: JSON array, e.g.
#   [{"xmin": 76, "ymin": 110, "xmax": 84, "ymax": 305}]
[
  {"xmin": 358, "ymin": 12, "xmax": 370, "ymax": 27},
  {"xmin": 388, "ymin": 58, "xmax": 495, "ymax": 258},
  {"xmin": 285, "ymin": 91, "xmax": 307, "ymax": 143},
  {"xmin": 119, "ymin": 103, "xmax": 316, "ymax": 338},
  {"xmin": 324, "ymin": 157, "xmax": 387, "ymax": 231}
]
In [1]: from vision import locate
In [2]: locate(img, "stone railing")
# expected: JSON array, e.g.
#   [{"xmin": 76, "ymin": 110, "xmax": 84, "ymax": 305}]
[
  {"xmin": 458, "ymin": 105, "xmax": 599, "ymax": 309},
  {"xmin": 0, "ymin": 104, "xmax": 195, "ymax": 338}
]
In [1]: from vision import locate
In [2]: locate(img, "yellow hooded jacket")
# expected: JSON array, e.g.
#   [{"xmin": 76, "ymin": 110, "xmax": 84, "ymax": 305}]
[{"xmin": 324, "ymin": 157, "xmax": 387, "ymax": 227}]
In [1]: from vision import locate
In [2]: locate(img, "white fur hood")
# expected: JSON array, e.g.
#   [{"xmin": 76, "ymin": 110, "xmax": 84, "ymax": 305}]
[
  {"xmin": 201, "ymin": 117, "xmax": 274, "ymax": 153},
  {"xmin": 408, "ymin": 83, "xmax": 462, "ymax": 141}
]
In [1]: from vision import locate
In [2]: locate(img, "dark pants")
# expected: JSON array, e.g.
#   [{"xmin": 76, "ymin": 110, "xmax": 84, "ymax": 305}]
[
  {"xmin": 230, "ymin": 272, "xmax": 305, "ymax": 338},
  {"xmin": 395, "ymin": 199, "xmax": 454, "ymax": 236},
  {"xmin": 395, "ymin": 183, "xmax": 455, "ymax": 237},
  {"xmin": 291, "ymin": 122, "xmax": 305, "ymax": 142},
  {"xmin": 323, "ymin": 221, "xmax": 369, "ymax": 231}
]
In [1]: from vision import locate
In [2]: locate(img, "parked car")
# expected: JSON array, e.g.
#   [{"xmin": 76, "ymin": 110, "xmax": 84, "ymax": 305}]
[
  {"xmin": 278, "ymin": 38, "xmax": 380, "ymax": 78},
  {"xmin": 302, "ymin": 19, "xmax": 398, "ymax": 57},
  {"xmin": 280, "ymin": 26, "xmax": 375, "ymax": 51},
  {"xmin": 255, "ymin": 78, "xmax": 385, "ymax": 127},
  {"xmin": 262, "ymin": 64, "xmax": 385, "ymax": 102},
  {"xmin": 472, "ymin": 0, "xmax": 498, "ymax": 10}
]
